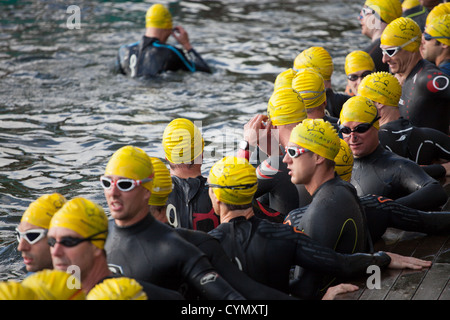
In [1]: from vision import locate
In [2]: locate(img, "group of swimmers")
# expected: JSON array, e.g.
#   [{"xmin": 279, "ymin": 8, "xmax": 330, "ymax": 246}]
[{"xmin": 1, "ymin": 1, "xmax": 450, "ymax": 300}]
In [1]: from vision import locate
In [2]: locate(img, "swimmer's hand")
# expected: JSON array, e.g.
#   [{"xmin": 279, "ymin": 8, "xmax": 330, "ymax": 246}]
[
  {"xmin": 172, "ymin": 26, "xmax": 192, "ymax": 51},
  {"xmin": 386, "ymin": 252, "xmax": 432, "ymax": 270},
  {"xmin": 243, "ymin": 114, "xmax": 277, "ymax": 156},
  {"xmin": 322, "ymin": 283, "xmax": 359, "ymax": 300}
]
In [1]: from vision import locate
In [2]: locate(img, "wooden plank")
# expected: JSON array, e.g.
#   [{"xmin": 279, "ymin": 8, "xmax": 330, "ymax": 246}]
[
  {"xmin": 385, "ymin": 269, "xmax": 427, "ymax": 300},
  {"xmin": 358, "ymin": 269, "xmax": 402, "ymax": 300},
  {"xmin": 438, "ymin": 279, "xmax": 450, "ymax": 300},
  {"xmin": 413, "ymin": 263, "xmax": 450, "ymax": 300},
  {"xmin": 331, "ymin": 232, "xmax": 450, "ymax": 300}
]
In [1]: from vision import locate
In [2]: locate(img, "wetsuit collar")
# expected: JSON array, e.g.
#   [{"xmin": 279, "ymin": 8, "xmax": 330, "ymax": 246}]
[
  {"xmin": 141, "ymin": 36, "xmax": 161, "ymax": 50},
  {"xmin": 405, "ymin": 59, "xmax": 429, "ymax": 82},
  {"xmin": 310, "ymin": 175, "xmax": 340, "ymax": 198},
  {"xmin": 111, "ymin": 213, "xmax": 156, "ymax": 234},
  {"xmin": 228, "ymin": 216, "xmax": 248, "ymax": 223},
  {"xmin": 172, "ymin": 175, "xmax": 206, "ymax": 203},
  {"xmin": 354, "ymin": 144, "xmax": 385, "ymax": 162}
]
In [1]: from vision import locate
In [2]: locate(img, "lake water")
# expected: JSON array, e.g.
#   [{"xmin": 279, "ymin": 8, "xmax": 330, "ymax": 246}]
[{"xmin": 0, "ymin": 0, "xmax": 368, "ymax": 280}]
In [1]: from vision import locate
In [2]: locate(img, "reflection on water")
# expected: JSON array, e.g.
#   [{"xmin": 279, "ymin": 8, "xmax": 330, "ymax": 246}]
[{"xmin": 0, "ymin": 0, "xmax": 367, "ymax": 280}]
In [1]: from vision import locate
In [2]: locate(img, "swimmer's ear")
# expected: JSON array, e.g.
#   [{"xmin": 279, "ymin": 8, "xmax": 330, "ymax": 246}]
[{"xmin": 314, "ymin": 153, "xmax": 326, "ymax": 165}]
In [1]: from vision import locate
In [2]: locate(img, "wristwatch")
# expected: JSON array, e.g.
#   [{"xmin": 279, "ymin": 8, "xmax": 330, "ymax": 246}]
[{"xmin": 239, "ymin": 140, "xmax": 250, "ymax": 151}]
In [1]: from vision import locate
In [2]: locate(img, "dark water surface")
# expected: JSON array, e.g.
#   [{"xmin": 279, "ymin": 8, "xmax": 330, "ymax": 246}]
[{"xmin": 0, "ymin": 0, "xmax": 367, "ymax": 280}]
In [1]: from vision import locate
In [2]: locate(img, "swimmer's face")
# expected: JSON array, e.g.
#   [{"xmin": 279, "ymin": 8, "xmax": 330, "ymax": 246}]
[
  {"xmin": 341, "ymin": 121, "xmax": 379, "ymax": 158},
  {"xmin": 420, "ymin": 34, "xmax": 442, "ymax": 63},
  {"xmin": 103, "ymin": 174, "xmax": 151, "ymax": 227},
  {"xmin": 346, "ymin": 70, "xmax": 372, "ymax": 96},
  {"xmin": 380, "ymin": 45, "xmax": 411, "ymax": 74},
  {"xmin": 48, "ymin": 227, "xmax": 99, "ymax": 282},
  {"xmin": 282, "ymin": 142, "xmax": 315, "ymax": 186},
  {"xmin": 359, "ymin": 6, "xmax": 379, "ymax": 39},
  {"xmin": 17, "ymin": 221, "xmax": 52, "ymax": 272}
]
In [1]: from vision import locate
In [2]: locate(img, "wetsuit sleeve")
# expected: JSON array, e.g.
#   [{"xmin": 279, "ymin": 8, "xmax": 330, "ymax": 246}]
[
  {"xmin": 292, "ymin": 231, "xmax": 391, "ymax": 278},
  {"xmin": 409, "ymin": 126, "xmax": 450, "ymax": 163},
  {"xmin": 421, "ymin": 164, "xmax": 446, "ymax": 179},
  {"xmin": 185, "ymin": 256, "xmax": 245, "ymax": 300},
  {"xmin": 393, "ymin": 160, "xmax": 448, "ymax": 211},
  {"xmin": 187, "ymin": 48, "xmax": 212, "ymax": 73}
]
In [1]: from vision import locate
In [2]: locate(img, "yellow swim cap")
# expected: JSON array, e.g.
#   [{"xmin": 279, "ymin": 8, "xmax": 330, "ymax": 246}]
[
  {"xmin": 358, "ymin": 71, "xmax": 402, "ymax": 107},
  {"xmin": 22, "ymin": 269, "xmax": 85, "ymax": 300},
  {"xmin": 145, "ymin": 4, "xmax": 172, "ymax": 29},
  {"xmin": 426, "ymin": 14, "xmax": 450, "ymax": 46},
  {"xmin": 426, "ymin": 3, "xmax": 450, "ymax": 27},
  {"xmin": 0, "ymin": 280, "xmax": 38, "ymax": 300},
  {"xmin": 402, "ymin": 0, "xmax": 420, "ymax": 11},
  {"xmin": 87, "ymin": 277, "xmax": 147, "ymax": 300},
  {"xmin": 267, "ymin": 87, "xmax": 307, "ymax": 126},
  {"xmin": 208, "ymin": 156, "xmax": 257, "ymax": 206},
  {"xmin": 381, "ymin": 17, "xmax": 421, "ymax": 52},
  {"xmin": 273, "ymin": 68, "xmax": 297, "ymax": 91},
  {"xmin": 21, "ymin": 193, "xmax": 67, "ymax": 229},
  {"xmin": 340, "ymin": 96, "xmax": 380, "ymax": 130},
  {"xmin": 148, "ymin": 157, "xmax": 173, "ymax": 206},
  {"xmin": 49, "ymin": 198, "xmax": 108, "ymax": 250},
  {"xmin": 344, "ymin": 51, "xmax": 375, "ymax": 75},
  {"xmin": 289, "ymin": 119, "xmax": 340, "ymax": 161},
  {"xmin": 104, "ymin": 145, "xmax": 154, "ymax": 192},
  {"xmin": 365, "ymin": 0, "xmax": 402, "ymax": 24},
  {"xmin": 334, "ymin": 139, "xmax": 353, "ymax": 182},
  {"xmin": 163, "ymin": 118, "xmax": 204, "ymax": 164},
  {"xmin": 293, "ymin": 47, "xmax": 333, "ymax": 81},
  {"xmin": 292, "ymin": 68, "xmax": 326, "ymax": 109}
]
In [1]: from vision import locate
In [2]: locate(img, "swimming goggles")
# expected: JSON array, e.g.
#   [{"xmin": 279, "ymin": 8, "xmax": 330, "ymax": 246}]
[
  {"xmin": 423, "ymin": 32, "xmax": 450, "ymax": 42},
  {"xmin": 285, "ymin": 146, "xmax": 310, "ymax": 158},
  {"xmin": 205, "ymin": 182, "xmax": 257, "ymax": 190},
  {"xmin": 381, "ymin": 36, "xmax": 419, "ymax": 58},
  {"xmin": 100, "ymin": 176, "xmax": 152, "ymax": 192},
  {"xmin": 359, "ymin": 7, "xmax": 376, "ymax": 19},
  {"xmin": 347, "ymin": 71, "xmax": 373, "ymax": 82},
  {"xmin": 339, "ymin": 116, "xmax": 380, "ymax": 135},
  {"xmin": 47, "ymin": 230, "xmax": 107, "ymax": 248},
  {"xmin": 16, "ymin": 228, "xmax": 48, "ymax": 245}
]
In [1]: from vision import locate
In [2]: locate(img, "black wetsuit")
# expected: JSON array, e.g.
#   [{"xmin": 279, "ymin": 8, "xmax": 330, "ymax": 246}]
[
  {"xmin": 325, "ymin": 88, "xmax": 351, "ymax": 119},
  {"xmin": 363, "ymin": 38, "xmax": 390, "ymax": 73},
  {"xmin": 283, "ymin": 175, "xmax": 370, "ymax": 298},
  {"xmin": 286, "ymin": 194, "xmax": 450, "ymax": 245},
  {"xmin": 255, "ymin": 155, "xmax": 312, "ymax": 217},
  {"xmin": 402, "ymin": 5, "xmax": 428, "ymax": 31},
  {"xmin": 208, "ymin": 216, "xmax": 391, "ymax": 300},
  {"xmin": 379, "ymin": 118, "xmax": 450, "ymax": 178},
  {"xmin": 399, "ymin": 59, "xmax": 450, "ymax": 134},
  {"xmin": 116, "ymin": 36, "xmax": 211, "ymax": 78},
  {"xmin": 174, "ymin": 227, "xmax": 296, "ymax": 300},
  {"xmin": 166, "ymin": 175, "xmax": 219, "ymax": 232},
  {"xmin": 350, "ymin": 145, "xmax": 448, "ymax": 211},
  {"xmin": 104, "ymin": 215, "xmax": 244, "ymax": 300}
]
